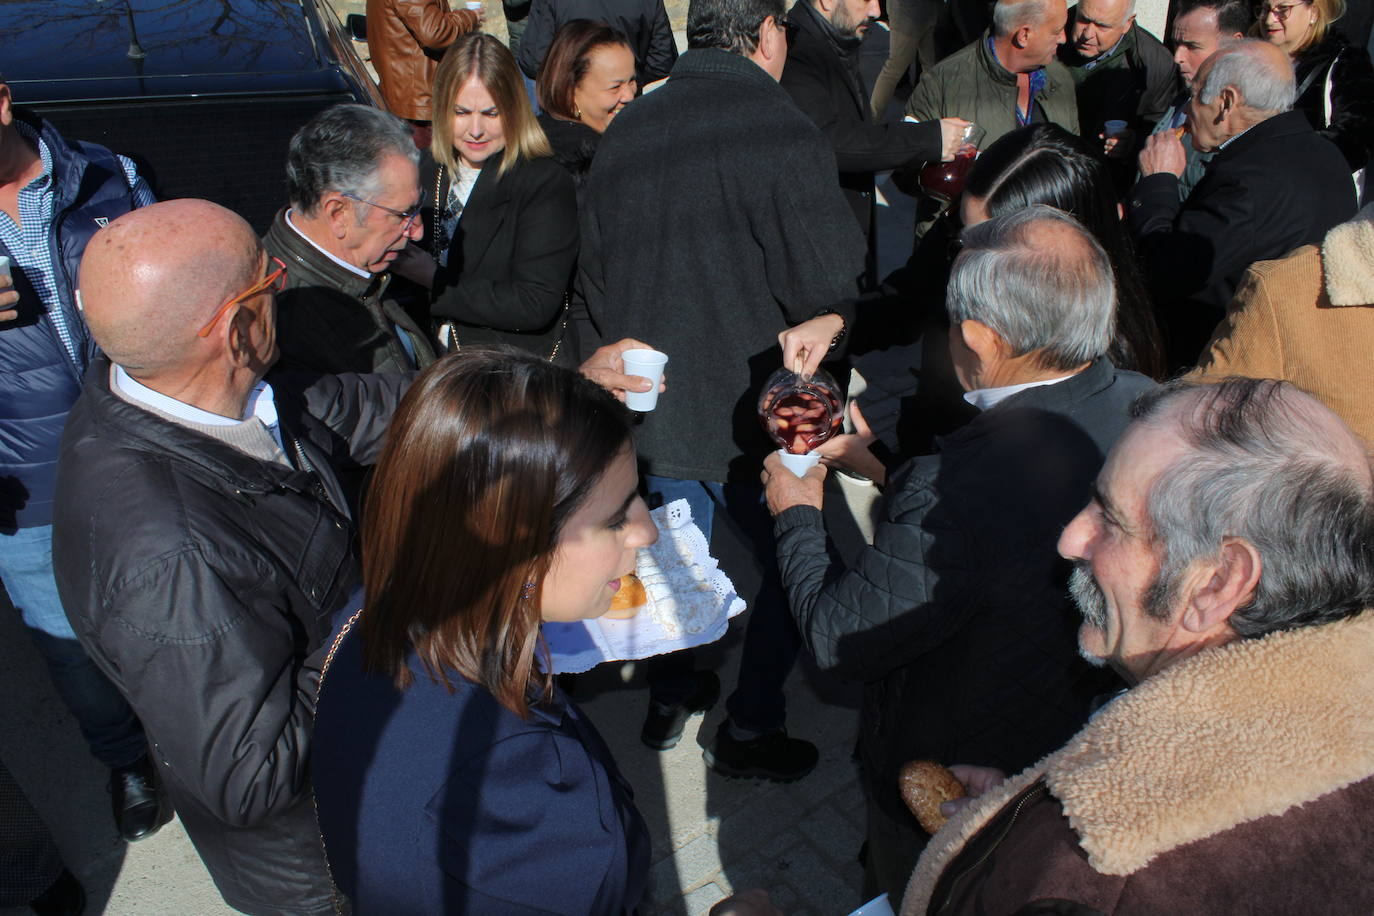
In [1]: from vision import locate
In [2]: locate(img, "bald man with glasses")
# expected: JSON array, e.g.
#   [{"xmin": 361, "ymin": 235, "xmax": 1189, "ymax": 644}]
[{"xmin": 263, "ymin": 103, "xmax": 438, "ymax": 378}]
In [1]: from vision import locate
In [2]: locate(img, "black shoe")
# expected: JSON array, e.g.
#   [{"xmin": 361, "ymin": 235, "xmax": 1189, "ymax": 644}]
[
  {"xmin": 29, "ymin": 868, "xmax": 85, "ymax": 916},
  {"xmin": 110, "ymin": 754, "xmax": 171, "ymax": 842},
  {"xmin": 640, "ymin": 671, "xmax": 720, "ymax": 750},
  {"xmin": 703, "ymin": 720, "xmax": 818, "ymax": 782}
]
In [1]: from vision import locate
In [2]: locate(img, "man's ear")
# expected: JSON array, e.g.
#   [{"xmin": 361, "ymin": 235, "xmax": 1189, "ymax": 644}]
[
  {"xmin": 225, "ymin": 303, "xmax": 257, "ymax": 368},
  {"xmin": 0, "ymin": 84, "xmax": 12, "ymax": 128},
  {"xmin": 960, "ymin": 319, "xmax": 1008, "ymax": 364},
  {"xmin": 1012, "ymin": 24, "xmax": 1032, "ymax": 49},
  {"xmin": 1180, "ymin": 537, "xmax": 1262, "ymax": 635},
  {"xmin": 322, "ymin": 195, "xmax": 352, "ymax": 240},
  {"xmin": 1217, "ymin": 85, "xmax": 1239, "ymax": 121},
  {"xmin": 813, "ymin": 0, "xmax": 839, "ymax": 16}
]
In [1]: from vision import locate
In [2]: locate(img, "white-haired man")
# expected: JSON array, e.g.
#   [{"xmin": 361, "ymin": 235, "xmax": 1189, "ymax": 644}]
[
  {"xmin": 901, "ymin": 376, "xmax": 1374, "ymax": 915},
  {"xmin": 1130, "ymin": 38, "xmax": 1356, "ymax": 369},
  {"xmin": 1058, "ymin": 0, "xmax": 1179, "ymax": 156},
  {"xmin": 762, "ymin": 206, "xmax": 1155, "ymax": 900}
]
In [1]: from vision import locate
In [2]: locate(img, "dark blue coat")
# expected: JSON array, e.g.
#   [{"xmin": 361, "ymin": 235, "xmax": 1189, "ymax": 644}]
[
  {"xmin": 312, "ymin": 631, "xmax": 650, "ymax": 915},
  {"xmin": 0, "ymin": 109, "xmax": 145, "ymax": 529}
]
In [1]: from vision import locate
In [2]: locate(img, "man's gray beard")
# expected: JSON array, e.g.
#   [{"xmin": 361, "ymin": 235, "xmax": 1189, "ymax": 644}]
[{"xmin": 1069, "ymin": 563, "xmax": 1109, "ymax": 668}]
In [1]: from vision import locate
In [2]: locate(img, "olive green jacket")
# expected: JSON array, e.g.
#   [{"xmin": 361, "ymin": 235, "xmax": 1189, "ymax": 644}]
[{"xmin": 904, "ymin": 32, "xmax": 1080, "ymax": 147}]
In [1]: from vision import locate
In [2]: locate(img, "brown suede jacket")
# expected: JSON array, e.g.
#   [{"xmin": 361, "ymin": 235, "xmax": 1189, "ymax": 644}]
[{"xmin": 902, "ymin": 610, "xmax": 1374, "ymax": 915}]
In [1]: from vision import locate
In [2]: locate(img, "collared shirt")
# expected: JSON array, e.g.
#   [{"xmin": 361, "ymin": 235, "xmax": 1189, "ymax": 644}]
[
  {"xmin": 1079, "ymin": 33, "xmax": 1127, "ymax": 72},
  {"xmin": 113, "ymin": 364, "xmax": 286, "ymax": 453},
  {"xmin": 284, "ymin": 208, "xmax": 371, "ymax": 279},
  {"xmin": 0, "ymin": 120, "xmax": 154, "ymax": 367},
  {"xmin": 963, "ymin": 372, "xmax": 1076, "ymax": 411},
  {"xmin": 987, "ymin": 38, "xmax": 1048, "ymax": 127}
]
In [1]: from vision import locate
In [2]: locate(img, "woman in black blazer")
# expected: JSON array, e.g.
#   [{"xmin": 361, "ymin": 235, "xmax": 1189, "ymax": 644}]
[{"xmin": 423, "ymin": 33, "xmax": 579, "ymax": 360}]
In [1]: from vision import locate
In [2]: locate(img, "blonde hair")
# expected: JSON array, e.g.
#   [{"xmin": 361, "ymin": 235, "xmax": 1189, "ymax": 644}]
[
  {"xmin": 1253, "ymin": 0, "xmax": 1346, "ymax": 53},
  {"xmin": 430, "ymin": 33, "xmax": 551, "ymax": 178}
]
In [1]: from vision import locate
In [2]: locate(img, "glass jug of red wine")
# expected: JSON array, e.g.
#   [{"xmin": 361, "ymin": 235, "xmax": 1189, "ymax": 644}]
[
  {"xmin": 919, "ymin": 122, "xmax": 987, "ymax": 203},
  {"xmin": 758, "ymin": 366, "xmax": 844, "ymax": 476}
]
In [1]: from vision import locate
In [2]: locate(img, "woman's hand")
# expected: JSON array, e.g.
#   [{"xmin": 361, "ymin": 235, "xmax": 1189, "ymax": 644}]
[
  {"xmin": 779, "ymin": 313, "xmax": 844, "ymax": 378},
  {"xmin": 815, "ymin": 401, "xmax": 886, "ymax": 485},
  {"xmin": 579, "ymin": 338, "xmax": 666, "ymax": 402},
  {"xmin": 388, "ymin": 242, "xmax": 438, "ymax": 288}
]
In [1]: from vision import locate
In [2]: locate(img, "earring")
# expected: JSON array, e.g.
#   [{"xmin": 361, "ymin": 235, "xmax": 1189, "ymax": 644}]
[
  {"xmin": 573, "ymin": 106, "xmax": 582, "ymax": 119},
  {"xmin": 521, "ymin": 580, "xmax": 537, "ymax": 601}
]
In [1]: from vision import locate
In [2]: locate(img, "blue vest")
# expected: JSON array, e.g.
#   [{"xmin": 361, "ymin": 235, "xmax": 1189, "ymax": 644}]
[{"xmin": 0, "ymin": 110, "xmax": 143, "ymax": 529}]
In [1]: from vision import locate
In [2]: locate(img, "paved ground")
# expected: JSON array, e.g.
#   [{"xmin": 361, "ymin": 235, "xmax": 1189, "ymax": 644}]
[{"xmin": 1, "ymin": 13, "xmax": 929, "ymax": 916}]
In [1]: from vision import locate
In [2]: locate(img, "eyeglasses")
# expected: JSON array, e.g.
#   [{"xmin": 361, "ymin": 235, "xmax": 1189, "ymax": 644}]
[
  {"xmin": 197, "ymin": 256, "xmax": 287, "ymax": 338},
  {"xmin": 1254, "ymin": 1, "xmax": 1306, "ymax": 20},
  {"xmin": 341, "ymin": 192, "xmax": 423, "ymax": 230}
]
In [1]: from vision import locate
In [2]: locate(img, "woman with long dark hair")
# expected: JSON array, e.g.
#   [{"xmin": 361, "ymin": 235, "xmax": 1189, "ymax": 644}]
[{"xmin": 312, "ymin": 351, "xmax": 657, "ymax": 913}]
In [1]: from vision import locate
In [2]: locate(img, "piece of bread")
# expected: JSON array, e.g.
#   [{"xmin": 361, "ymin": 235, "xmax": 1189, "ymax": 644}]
[
  {"xmin": 604, "ymin": 573, "xmax": 647, "ymax": 619},
  {"xmin": 899, "ymin": 760, "xmax": 966, "ymax": 835}
]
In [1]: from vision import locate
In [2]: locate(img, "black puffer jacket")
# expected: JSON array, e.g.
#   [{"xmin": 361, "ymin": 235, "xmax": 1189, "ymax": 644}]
[
  {"xmin": 774, "ymin": 359, "xmax": 1153, "ymax": 846},
  {"xmin": 1292, "ymin": 33, "xmax": 1374, "ymax": 174},
  {"xmin": 52, "ymin": 359, "xmax": 410, "ymax": 915}
]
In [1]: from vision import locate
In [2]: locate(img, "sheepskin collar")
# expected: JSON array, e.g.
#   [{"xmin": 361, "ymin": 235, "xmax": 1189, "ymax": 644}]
[
  {"xmin": 902, "ymin": 610, "xmax": 1374, "ymax": 915},
  {"xmin": 1322, "ymin": 201, "xmax": 1374, "ymax": 307}
]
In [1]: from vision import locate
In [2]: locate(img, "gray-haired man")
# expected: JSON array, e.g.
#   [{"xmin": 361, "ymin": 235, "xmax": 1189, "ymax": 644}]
[
  {"xmin": 901, "ymin": 376, "xmax": 1374, "ymax": 914},
  {"xmin": 263, "ymin": 103, "xmax": 437, "ymax": 377},
  {"xmin": 761, "ymin": 206, "xmax": 1155, "ymax": 901}
]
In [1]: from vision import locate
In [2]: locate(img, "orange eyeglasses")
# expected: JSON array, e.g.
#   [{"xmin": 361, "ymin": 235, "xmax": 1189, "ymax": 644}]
[{"xmin": 197, "ymin": 256, "xmax": 288, "ymax": 338}]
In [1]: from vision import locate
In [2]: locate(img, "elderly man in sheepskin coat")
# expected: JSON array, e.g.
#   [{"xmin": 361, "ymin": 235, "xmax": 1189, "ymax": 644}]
[{"xmin": 901, "ymin": 377, "xmax": 1374, "ymax": 916}]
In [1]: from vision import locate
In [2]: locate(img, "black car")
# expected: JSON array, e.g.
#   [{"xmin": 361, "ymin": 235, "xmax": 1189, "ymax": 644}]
[{"xmin": 2, "ymin": 0, "xmax": 384, "ymax": 232}]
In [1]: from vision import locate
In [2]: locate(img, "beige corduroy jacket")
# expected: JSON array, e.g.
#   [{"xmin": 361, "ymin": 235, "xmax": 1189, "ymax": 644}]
[{"xmin": 1193, "ymin": 202, "xmax": 1374, "ymax": 445}]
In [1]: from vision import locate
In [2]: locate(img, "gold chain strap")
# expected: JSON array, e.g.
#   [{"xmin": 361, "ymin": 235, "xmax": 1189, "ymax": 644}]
[{"xmin": 312, "ymin": 606, "xmax": 363, "ymax": 915}]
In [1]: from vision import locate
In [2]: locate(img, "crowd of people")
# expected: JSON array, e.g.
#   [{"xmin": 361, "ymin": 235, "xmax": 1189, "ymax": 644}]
[{"xmin": 1, "ymin": 0, "xmax": 1373, "ymax": 910}]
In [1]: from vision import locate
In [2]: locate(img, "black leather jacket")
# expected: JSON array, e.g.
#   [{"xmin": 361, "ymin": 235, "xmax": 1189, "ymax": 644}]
[{"xmin": 52, "ymin": 358, "xmax": 410, "ymax": 915}]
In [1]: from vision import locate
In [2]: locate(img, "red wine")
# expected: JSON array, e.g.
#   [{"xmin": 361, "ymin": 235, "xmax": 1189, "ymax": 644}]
[
  {"xmin": 919, "ymin": 149, "xmax": 977, "ymax": 202},
  {"xmin": 761, "ymin": 389, "xmax": 842, "ymax": 454}
]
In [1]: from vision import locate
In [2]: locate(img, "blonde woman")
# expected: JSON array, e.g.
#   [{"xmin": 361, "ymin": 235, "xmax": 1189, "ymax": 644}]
[
  {"xmin": 423, "ymin": 33, "xmax": 579, "ymax": 360},
  {"xmin": 1255, "ymin": 0, "xmax": 1374, "ymax": 175}
]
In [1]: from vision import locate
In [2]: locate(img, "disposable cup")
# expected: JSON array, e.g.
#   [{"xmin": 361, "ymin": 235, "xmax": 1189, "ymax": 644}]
[
  {"xmin": 622, "ymin": 349, "xmax": 667, "ymax": 412},
  {"xmin": 777, "ymin": 448, "xmax": 821, "ymax": 478},
  {"xmin": 465, "ymin": 1, "xmax": 483, "ymax": 9},
  {"xmin": 1103, "ymin": 119, "xmax": 1129, "ymax": 138},
  {"xmin": 846, "ymin": 894, "xmax": 895, "ymax": 916}
]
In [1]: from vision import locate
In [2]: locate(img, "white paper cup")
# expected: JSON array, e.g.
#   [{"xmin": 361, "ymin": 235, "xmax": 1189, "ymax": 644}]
[
  {"xmin": 465, "ymin": 1, "xmax": 483, "ymax": 9},
  {"xmin": 847, "ymin": 894, "xmax": 895, "ymax": 916},
  {"xmin": 622, "ymin": 349, "xmax": 667, "ymax": 412},
  {"xmin": 777, "ymin": 448, "xmax": 821, "ymax": 478},
  {"xmin": 1103, "ymin": 119, "xmax": 1129, "ymax": 138}
]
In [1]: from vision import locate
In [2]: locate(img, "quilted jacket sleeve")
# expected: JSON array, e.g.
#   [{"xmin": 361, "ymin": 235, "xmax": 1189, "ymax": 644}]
[{"xmin": 773, "ymin": 460, "xmax": 973, "ymax": 681}]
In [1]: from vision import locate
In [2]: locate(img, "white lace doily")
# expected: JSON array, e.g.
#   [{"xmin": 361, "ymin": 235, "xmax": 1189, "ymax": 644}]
[{"xmin": 545, "ymin": 499, "xmax": 747, "ymax": 674}]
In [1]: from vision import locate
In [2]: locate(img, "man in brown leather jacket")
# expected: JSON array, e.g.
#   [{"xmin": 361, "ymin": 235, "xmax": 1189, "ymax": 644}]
[{"xmin": 368, "ymin": 0, "xmax": 481, "ymax": 136}]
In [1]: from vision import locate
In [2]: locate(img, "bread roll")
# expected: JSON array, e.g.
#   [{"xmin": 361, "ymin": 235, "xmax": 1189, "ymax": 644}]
[
  {"xmin": 899, "ymin": 760, "xmax": 966, "ymax": 835},
  {"xmin": 604, "ymin": 574, "xmax": 647, "ymax": 619}
]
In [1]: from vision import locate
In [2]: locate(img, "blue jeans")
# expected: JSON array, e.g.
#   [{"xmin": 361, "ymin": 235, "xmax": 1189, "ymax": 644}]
[
  {"xmin": 0, "ymin": 525, "xmax": 146, "ymax": 769},
  {"xmin": 644, "ymin": 476, "xmax": 800, "ymax": 733}
]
